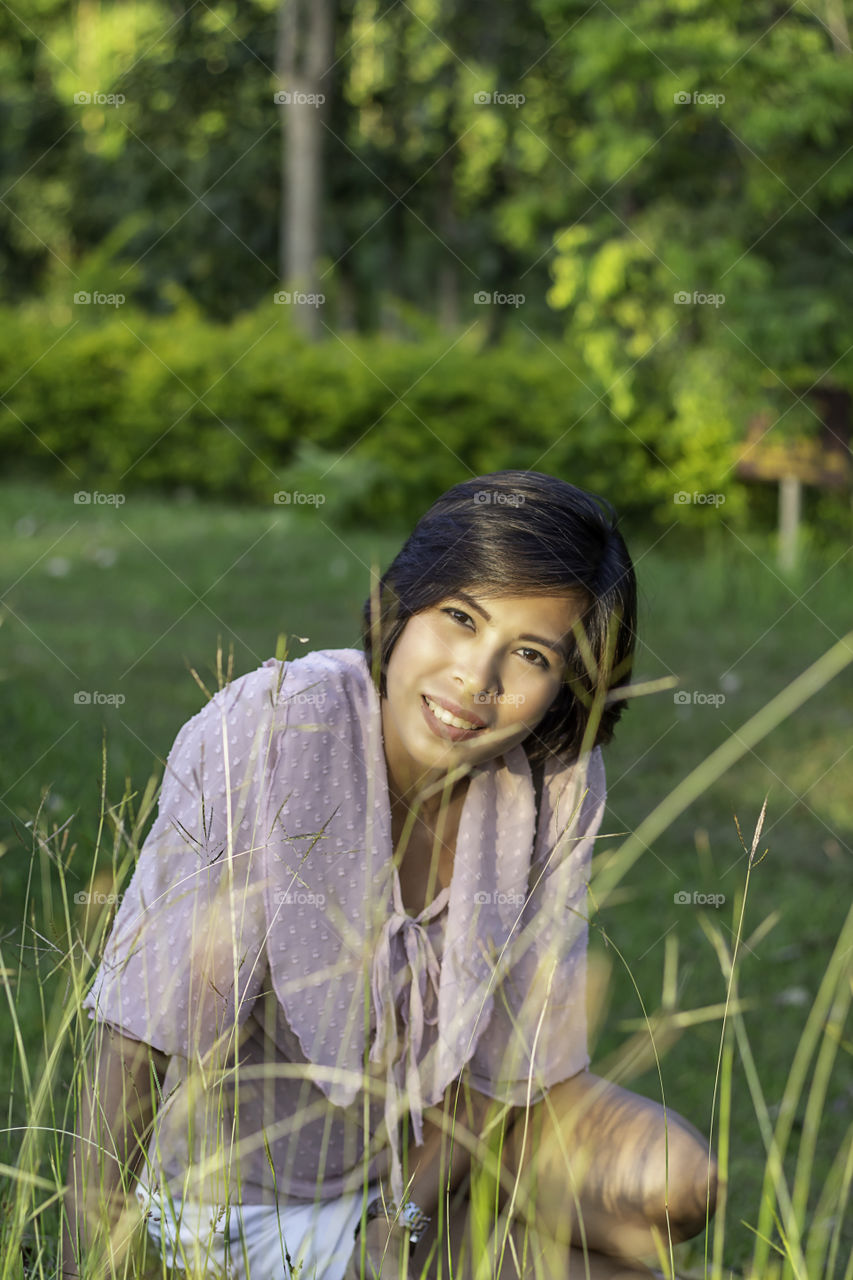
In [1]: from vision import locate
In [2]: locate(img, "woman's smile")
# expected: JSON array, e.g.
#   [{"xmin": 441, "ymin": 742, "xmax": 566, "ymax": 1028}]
[{"xmin": 420, "ymin": 692, "xmax": 488, "ymax": 740}]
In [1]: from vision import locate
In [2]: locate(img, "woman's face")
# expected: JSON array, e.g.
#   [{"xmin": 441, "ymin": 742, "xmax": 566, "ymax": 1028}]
[{"xmin": 381, "ymin": 589, "xmax": 587, "ymax": 800}]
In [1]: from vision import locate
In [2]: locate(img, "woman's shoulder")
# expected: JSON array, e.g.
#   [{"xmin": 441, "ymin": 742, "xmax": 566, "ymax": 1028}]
[
  {"xmin": 255, "ymin": 647, "xmax": 379, "ymax": 738},
  {"xmin": 540, "ymin": 742, "xmax": 607, "ymax": 809},
  {"xmin": 194, "ymin": 647, "xmax": 371, "ymax": 712},
  {"xmin": 163, "ymin": 648, "xmax": 371, "ymax": 759},
  {"xmin": 259, "ymin": 646, "xmax": 369, "ymax": 686},
  {"xmin": 259, "ymin": 647, "xmax": 373, "ymax": 714},
  {"xmin": 541, "ymin": 741, "xmax": 605, "ymax": 781}
]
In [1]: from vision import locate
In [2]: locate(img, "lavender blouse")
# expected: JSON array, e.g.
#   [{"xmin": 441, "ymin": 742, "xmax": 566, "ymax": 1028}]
[{"xmin": 83, "ymin": 649, "xmax": 606, "ymax": 1206}]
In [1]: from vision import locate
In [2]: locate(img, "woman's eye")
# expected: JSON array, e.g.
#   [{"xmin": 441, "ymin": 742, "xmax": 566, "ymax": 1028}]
[
  {"xmin": 442, "ymin": 607, "xmax": 473, "ymax": 627},
  {"xmin": 518, "ymin": 647, "xmax": 549, "ymax": 669}
]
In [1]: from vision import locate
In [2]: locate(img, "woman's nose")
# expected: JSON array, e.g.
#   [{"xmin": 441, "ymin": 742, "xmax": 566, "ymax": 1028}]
[{"xmin": 455, "ymin": 650, "xmax": 501, "ymax": 698}]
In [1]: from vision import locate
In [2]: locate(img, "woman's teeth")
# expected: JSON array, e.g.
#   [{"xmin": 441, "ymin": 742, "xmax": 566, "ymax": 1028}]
[{"xmin": 423, "ymin": 695, "xmax": 482, "ymax": 731}]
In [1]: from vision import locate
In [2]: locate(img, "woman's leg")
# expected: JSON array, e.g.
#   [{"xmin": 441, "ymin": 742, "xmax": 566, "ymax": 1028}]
[
  {"xmin": 420, "ymin": 1198, "xmax": 659, "ymax": 1280},
  {"xmin": 502, "ymin": 1071, "xmax": 717, "ymax": 1262},
  {"xmin": 419, "ymin": 1072, "xmax": 715, "ymax": 1279}
]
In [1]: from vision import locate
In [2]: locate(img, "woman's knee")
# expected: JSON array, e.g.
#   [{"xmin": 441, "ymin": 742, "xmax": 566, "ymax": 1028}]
[
  {"xmin": 504, "ymin": 1075, "xmax": 717, "ymax": 1246},
  {"xmin": 649, "ymin": 1117, "xmax": 717, "ymax": 1242},
  {"xmin": 608, "ymin": 1102, "xmax": 716, "ymax": 1244}
]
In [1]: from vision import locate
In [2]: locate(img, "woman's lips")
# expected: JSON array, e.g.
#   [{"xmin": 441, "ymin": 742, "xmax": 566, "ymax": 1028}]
[
  {"xmin": 424, "ymin": 691, "xmax": 488, "ymax": 727},
  {"xmin": 420, "ymin": 694, "xmax": 487, "ymax": 742}
]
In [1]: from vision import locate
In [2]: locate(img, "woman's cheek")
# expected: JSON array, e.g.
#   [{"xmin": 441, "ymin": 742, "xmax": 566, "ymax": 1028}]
[{"xmin": 521, "ymin": 680, "xmax": 560, "ymax": 729}]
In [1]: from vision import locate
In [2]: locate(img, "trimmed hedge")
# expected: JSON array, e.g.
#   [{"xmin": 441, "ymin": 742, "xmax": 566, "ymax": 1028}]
[{"xmin": 0, "ymin": 302, "xmax": 753, "ymax": 528}]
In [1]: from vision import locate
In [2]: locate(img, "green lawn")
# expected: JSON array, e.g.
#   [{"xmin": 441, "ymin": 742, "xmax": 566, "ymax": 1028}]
[{"xmin": 1, "ymin": 480, "xmax": 851, "ymax": 1277}]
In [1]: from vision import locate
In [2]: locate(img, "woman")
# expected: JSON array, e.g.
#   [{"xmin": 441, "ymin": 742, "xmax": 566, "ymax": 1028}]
[{"xmin": 62, "ymin": 471, "xmax": 716, "ymax": 1280}]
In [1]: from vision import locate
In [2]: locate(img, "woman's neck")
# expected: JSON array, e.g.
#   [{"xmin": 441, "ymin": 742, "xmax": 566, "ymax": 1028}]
[{"xmin": 386, "ymin": 769, "xmax": 468, "ymax": 827}]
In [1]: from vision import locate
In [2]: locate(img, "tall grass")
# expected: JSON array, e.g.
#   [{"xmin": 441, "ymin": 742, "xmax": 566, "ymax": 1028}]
[
  {"xmin": 3, "ymin": 632, "xmax": 851, "ymax": 1279},
  {"xmin": 2, "ymin": 485, "xmax": 851, "ymax": 1278}
]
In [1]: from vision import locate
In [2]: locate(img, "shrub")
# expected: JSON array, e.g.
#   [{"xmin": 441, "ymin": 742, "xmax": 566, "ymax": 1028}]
[{"xmin": 0, "ymin": 303, "xmax": 755, "ymax": 530}]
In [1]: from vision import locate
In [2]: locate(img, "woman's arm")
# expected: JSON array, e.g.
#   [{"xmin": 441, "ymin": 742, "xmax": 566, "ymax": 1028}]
[
  {"xmin": 405, "ymin": 1080, "xmax": 504, "ymax": 1219},
  {"xmin": 61, "ymin": 1027, "xmax": 169, "ymax": 1278},
  {"xmin": 344, "ymin": 1081, "xmax": 504, "ymax": 1280}
]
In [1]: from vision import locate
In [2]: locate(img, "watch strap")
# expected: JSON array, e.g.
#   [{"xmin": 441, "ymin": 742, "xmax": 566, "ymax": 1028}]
[{"xmin": 354, "ymin": 1195, "xmax": 431, "ymax": 1247}]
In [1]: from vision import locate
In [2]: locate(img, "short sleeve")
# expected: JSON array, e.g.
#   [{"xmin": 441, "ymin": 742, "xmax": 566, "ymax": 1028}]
[
  {"xmin": 463, "ymin": 747, "xmax": 606, "ymax": 1105},
  {"xmin": 82, "ymin": 670, "xmax": 276, "ymax": 1060}
]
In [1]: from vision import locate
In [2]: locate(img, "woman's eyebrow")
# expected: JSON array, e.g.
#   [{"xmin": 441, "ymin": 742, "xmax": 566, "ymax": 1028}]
[
  {"xmin": 519, "ymin": 633, "xmax": 570, "ymax": 660},
  {"xmin": 450, "ymin": 591, "xmax": 570, "ymax": 660}
]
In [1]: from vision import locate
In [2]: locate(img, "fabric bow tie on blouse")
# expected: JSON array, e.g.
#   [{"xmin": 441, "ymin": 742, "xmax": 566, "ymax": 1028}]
[{"xmin": 369, "ymin": 883, "xmax": 449, "ymax": 1201}]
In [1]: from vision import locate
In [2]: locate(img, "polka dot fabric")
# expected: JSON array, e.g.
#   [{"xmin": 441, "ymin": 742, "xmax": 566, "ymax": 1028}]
[{"xmin": 83, "ymin": 649, "xmax": 606, "ymax": 1206}]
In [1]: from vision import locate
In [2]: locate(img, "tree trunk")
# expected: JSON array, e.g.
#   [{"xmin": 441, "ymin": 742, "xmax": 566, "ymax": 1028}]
[
  {"xmin": 824, "ymin": 0, "xmax": 851, "ymax": 55},
  {"xmin": 436, "ymin": 138, "xmax": 460, "ymax": 331},
  {"xmin": 276, "ymin": 0, "xmax": 334, "ymax": 340}
]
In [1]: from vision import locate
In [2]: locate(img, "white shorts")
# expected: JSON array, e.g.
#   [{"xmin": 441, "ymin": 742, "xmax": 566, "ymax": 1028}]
[{"xmin": 136, "ymin": 1179, "xmax": 381, "ymax": 1280}]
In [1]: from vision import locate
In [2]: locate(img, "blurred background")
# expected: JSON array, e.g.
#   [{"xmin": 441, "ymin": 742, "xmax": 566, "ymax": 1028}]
[
  {"xmin": 2, "ymin": 0, "xmax": 853, "ymax": 529},
  {"xmin": 1, "ymin": 2, "xmax": 852, "ymax": 1276}
]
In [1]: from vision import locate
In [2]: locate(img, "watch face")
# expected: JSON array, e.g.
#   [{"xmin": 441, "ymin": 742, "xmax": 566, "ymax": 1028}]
[
  {"xmin": 355, "ymin": 1197, "xmax": 430, "ymax": 1247},
  {"xmin": 399, "ymin": 1201, "xmax": 430, "ymax": 1245}
]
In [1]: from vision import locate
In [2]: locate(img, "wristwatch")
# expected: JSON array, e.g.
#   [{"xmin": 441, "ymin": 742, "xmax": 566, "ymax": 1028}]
[{"xmin": 354, "ymin": 1195, "xmax": 431, "ymax": 1248}]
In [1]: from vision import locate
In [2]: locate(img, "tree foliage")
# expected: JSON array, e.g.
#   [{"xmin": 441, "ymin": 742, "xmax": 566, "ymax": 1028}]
[{"xmin": 2, "ymin": 0, "xmax": 851, "ymax": 515}]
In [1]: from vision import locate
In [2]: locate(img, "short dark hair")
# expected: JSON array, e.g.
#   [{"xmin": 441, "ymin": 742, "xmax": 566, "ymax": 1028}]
[{"xmin": 361, "ymin": 471, "xmax": 637, "ymax": 765}]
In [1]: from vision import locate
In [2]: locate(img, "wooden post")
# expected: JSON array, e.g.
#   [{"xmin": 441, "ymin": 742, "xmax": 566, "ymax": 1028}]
[
  {"xmin": 778, "ymin": 474, "xmax": 801, "ymax": 572},
  {"xmin": 737, "ymin": 401, "xmax": 851, "ymax": 553}
]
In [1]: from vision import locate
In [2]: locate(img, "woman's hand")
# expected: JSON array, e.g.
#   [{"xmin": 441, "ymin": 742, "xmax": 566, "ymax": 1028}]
[{"xmin": 342, "ymin": 1215, "xmax": 414, "ymax": 1280}]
